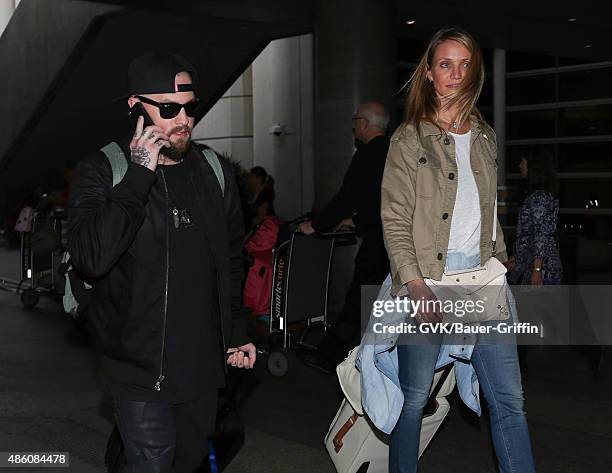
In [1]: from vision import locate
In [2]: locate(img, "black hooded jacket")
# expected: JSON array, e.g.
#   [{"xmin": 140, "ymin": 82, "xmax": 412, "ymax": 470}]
[{"xmin": 68, "ymin": 141, "xmax": 249, "ymax": 391}]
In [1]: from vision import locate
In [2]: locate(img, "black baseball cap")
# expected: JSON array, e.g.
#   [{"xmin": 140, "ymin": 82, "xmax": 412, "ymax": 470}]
[{"xmin": 123, "ymin": 51, "xmax": 199, "ymax": 97}]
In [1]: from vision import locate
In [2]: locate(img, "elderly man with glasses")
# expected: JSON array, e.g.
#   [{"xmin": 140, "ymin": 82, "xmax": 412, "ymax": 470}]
[{"xmin": 299, "ymin": 101, "xmax": 391, "ymax": 374}]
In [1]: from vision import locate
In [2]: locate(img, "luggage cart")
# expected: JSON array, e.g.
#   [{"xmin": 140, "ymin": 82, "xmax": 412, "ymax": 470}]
[
  {"xmin": 0, "ymin": 207, "xmax": 66, "ymax": 308},
  {"xmin": 265, "ymin": 229, "xmax": 356, "ymax": 376}
]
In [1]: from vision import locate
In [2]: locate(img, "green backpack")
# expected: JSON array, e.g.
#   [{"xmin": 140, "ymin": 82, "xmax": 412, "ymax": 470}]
[{"xmin": 62, "ymin": 143, "xmax": 225, "ymax": 318}]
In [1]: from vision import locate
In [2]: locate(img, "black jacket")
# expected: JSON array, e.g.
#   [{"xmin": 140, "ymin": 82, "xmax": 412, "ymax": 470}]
[
  {"xmin": 312, "ymin": 135, "xmax": 389, "ymax": 234},
  {"xmin": 68, "ymin": 141, "xmax": 249, "ymax": 391}
]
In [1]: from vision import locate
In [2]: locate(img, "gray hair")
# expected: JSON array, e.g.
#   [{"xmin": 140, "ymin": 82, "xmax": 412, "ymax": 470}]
[{"xmin": 359, "ymin": 103, "xmax": 390, "ymax": 132}]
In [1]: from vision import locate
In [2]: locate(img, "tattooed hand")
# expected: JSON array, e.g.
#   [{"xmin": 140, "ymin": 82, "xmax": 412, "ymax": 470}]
[{"xmin": 129, "ymin": 115, "xmax": 170, "ymax": 171}]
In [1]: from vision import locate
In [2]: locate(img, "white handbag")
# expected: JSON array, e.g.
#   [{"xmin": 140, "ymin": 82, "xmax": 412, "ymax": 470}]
[
  {"xmin": 425, "ymin": 256, "xmax": 510, "ymax": 323},
  {"xmin": 327, "ymin": 356, "xmax": 455, "ymax": 473},
  {"xmin": 335, "ymin": 347, "xmax": 363, "ymax": 415},
  {"xmin": 424, "ymin": 199, "xmax": 510, "ymax": 324}
]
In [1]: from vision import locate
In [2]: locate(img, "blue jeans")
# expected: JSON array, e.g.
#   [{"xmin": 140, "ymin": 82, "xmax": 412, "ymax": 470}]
[{"xmin": 389, "ymin": 253, "xmax": 535, "ymax": 473}]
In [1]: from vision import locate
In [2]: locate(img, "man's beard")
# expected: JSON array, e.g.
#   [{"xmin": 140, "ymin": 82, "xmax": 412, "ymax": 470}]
[{"xmin": 161, "ymin": 125, "xmax": 191, "ymax": 162}]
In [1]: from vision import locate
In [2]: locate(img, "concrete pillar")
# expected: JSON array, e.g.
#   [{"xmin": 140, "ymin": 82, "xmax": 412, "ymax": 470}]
[
  {"xmin": 493, "ymin": 48, "xmax": 506, "ymax": 185},
  {"xmin": 314, "ymin": 0, "xmax": 395, "ymax": 208},
  {"xmin": 315, "ymin": 0, "xmax": 395, "ymax": 313},
  {"xmin": 252, "ymin": 34, "xmax": 314, "ymax": 220},
  {"xmin": 192, "ymin": 66, "xmax": 254, "ymax": 169},
  {"xmin": 0, "ymin": 0, "xmax": 15, "ymax": 37},
  {"xmin": 194, "ymin": 34, "xmax": 314, "ymax": 222}
]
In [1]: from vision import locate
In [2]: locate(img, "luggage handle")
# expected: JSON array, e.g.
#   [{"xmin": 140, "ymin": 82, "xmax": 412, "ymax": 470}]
[{"xmin": 333, "ymin": 412, "xmax": 359, "ymax": 453}]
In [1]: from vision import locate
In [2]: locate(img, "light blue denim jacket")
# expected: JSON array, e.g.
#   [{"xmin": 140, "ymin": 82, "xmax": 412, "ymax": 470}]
[{"xmin": 356, "ymin": 252, "xmax": 518, "ymax": 434}]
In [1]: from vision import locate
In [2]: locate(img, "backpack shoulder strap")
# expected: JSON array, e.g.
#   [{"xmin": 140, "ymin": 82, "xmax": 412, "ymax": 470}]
[
  {"xmin": 201, "ymin": 148, "xmax": 225, "ymax": 197},
  {"xmin": 63, "ymin": 142, "xmax": 126, "ymax": 319},
  {"xmin": 101, "ymin": 142, "xmax": 129, "ymax": 187}
]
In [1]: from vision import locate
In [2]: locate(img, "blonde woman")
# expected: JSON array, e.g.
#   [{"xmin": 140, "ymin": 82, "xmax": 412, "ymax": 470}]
[{"xmin": 381, "ymin": 29, "xmax": 535, "ymax": 472}]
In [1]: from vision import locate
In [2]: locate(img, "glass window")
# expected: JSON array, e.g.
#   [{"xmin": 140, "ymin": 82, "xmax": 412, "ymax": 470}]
[
  {"xmin": 480, "ymin": 108, "xmax": 493, "ymax": 125},
  {"xmin": 506, "ymin": 144, "xmax": 556, "ymax": 175},
  {"xmin": 479, "ymin": 76, "xmax": 493, "ymax": 108},
  {"xmin": 558, "ymin": 56, "xmax": 599, "ymax": 67},
  {"xmin": 507, "ymin": 74, "xmax": 556, "ymax": 105},
  {"xmin": 558, "ymin": 142, "xmax": 612, "ymax": 172},
  {"xmin": 507, "ymin": 109, "xmax": 556, "ymax": 139},
  {"xmin": 558, "ymin": 104, "xmax": 612, "ymax": 136},
  {"xmin": 559, "ymin": 178, "xmax": 612, "ymax": 209},
  {"xmin": 558, "ymin": 214, "xmax": 612, "ymax": 240},
  {"xmin": 506, "ymin": 51, "xmax": 555, "ymax": 72},
  {"xmin": 397, "ymin": 38, "xmax": 426, "ymax": 63},
  {"xmin": 558, "ymin": 67, "xmax": 612, "ymax": 101},
  {"xmin": 482, "ymin": 48, "xmax": 493, "ymax": 74},
  {"xmin": 397, "ymin": 69, "xmax": 412, "ymax": 96}
]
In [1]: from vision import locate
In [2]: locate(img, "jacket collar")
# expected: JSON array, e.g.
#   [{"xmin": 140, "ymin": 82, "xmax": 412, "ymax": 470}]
[{"xmin": 419, "ymin": 116, "xmax": 483, "ymax": 138}]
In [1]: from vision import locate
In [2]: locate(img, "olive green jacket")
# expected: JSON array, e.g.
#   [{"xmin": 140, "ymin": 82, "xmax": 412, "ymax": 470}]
[{"xmin": 381, "ymin": 118, "xmax": 508, "ymax": 296}]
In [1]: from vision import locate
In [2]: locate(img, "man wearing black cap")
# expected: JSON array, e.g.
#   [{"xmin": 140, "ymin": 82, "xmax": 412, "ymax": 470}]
[{"xmin": 68, "ymin": 52, "xmax": 256, "ymax": 472}]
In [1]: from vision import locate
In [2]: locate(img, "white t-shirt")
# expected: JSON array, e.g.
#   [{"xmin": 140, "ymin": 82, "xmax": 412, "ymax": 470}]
[{"xmin": 447, "ymin": 130, "xmax": 481, "ymax": 257}]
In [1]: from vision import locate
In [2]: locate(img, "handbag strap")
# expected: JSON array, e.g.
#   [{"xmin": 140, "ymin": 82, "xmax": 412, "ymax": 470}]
[
  {"xmin": 429, "ymin": 363, "xmax": 453, "ymax": 400},
  {"xmin": 492, "ymin": 196, "xmax": 497, "ymax": 257},
  {"xmin": 492, "ymin": 196, "xmax": 497, "ymax": 242},
  {"xmin": 422, "ymin": 363, "xmax": 453, "ymax": 418}
]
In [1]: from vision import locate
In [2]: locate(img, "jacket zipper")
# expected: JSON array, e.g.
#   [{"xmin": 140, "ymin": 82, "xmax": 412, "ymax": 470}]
[{"xmin": 155, "ymin": 169, "xmax": 170, "ymax": 391}]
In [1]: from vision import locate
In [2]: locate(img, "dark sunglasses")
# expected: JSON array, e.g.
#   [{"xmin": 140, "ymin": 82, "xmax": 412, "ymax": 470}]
[{"xmin": 136, "ymin": 95, "xmax": 200, "ymax": 119}]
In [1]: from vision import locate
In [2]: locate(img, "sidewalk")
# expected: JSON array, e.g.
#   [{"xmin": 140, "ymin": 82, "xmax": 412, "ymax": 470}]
[{"xmin": 1, "ymin": 247, "xmax": 611, "ymax": 472}]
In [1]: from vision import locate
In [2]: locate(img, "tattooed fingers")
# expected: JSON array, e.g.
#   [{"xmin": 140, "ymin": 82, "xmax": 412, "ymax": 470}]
[
  {"xmin": 131, "ymin": 147, "xmax": 151, "ymax": 167},
  {"xmin": 129, "ymin": 121, "xmax": 170, "ymax": 171},
  {"xmin": 134, "ymin": 115, "xmax": 144, "ymax": 139},
  {"xmin": 156, "ymin": 139, "xmax": 170, "ymax": 148}
]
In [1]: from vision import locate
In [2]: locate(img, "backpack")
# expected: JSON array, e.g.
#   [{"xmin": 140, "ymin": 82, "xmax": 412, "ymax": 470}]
[{"xmin": 62, "ymin": 142, "xmax": 225, "ymax": 318}]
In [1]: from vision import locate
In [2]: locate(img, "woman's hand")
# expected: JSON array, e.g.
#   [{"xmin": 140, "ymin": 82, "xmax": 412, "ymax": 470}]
[
  {"xmin": 530, "ymin": 257, "xmax": 544, "ymax": 286},
  {"xmin": 406, "ymin": 279, "xmax": 443, "ymax": 324}
]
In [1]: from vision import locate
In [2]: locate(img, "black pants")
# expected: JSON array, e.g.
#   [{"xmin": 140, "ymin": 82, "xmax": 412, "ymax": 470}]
[
  {"xmin": 111, "ymin": 391, "xmax": 217, "ymax": 473},
  {"xmin": 319, "ymin": 228, "xmax": 389, "ymax": 361}
]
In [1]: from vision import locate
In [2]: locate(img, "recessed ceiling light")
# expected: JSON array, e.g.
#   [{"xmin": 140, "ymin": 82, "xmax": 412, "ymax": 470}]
[
  {"xmin": 585, "ymin": 44, "xmax": 592, "ymax": 48},
  {"xmin": 568, "ymin": 18, "xmax": 577, "ymax": 22},
  {"xmin": 406, "ymin": 20, "xmax": 416, "ymax": 25}
]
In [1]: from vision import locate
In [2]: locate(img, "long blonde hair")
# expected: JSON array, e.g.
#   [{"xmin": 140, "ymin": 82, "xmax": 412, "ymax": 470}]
[{"xmin": 404, "ymin": 28, "xmax": 484, "ymax": 132}]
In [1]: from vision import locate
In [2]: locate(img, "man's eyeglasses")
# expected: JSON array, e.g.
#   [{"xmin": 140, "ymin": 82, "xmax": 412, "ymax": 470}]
[{"xmin": 136, "ymin": 95, "xmax": 200, "ymax": 119}]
